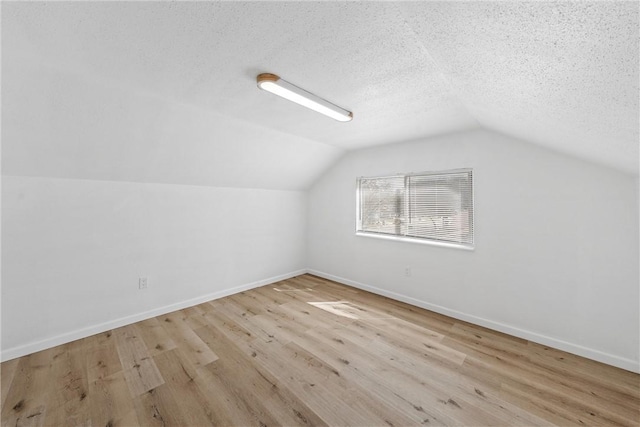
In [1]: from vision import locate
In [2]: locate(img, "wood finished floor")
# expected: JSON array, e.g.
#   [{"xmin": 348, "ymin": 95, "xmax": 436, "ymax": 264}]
[{"xmin": 1, "ymin": 274, "xmax": 639, "ymax": 426}]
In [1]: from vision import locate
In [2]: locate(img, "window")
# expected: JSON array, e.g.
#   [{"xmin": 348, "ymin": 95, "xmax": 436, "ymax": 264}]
[{"xmin": 356, "ymin": 169, "xmax": 474, "ymax": 248}]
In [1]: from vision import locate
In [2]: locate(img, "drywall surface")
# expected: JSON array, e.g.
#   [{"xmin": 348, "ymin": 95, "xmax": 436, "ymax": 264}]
[
  {"xmin": 2, "ymin": 55, "xmax": 343, "ymax": 191},
  {"xmin": 1, "ymin": 176, "xmax": 306, "ymax": 360},
  {"xmin": 307, "ymin": 129, "xmax": 639, "ymax": 372}
]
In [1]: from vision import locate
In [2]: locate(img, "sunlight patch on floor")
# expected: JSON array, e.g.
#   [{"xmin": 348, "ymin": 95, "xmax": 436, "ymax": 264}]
[{"xmin": 308, "ymin": 301, "xmax": 393, "ymax": 320}]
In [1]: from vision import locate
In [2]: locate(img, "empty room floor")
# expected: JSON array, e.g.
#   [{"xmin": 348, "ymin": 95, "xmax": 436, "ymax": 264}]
[{"xmin": 1, "ymin": 274, "xmax": 638, "ymax": 426}]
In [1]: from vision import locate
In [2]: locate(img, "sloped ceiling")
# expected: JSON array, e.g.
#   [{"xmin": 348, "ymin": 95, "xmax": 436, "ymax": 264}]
[{"xmin": 2, "ymin": 2, "xmax": 638, "ymax": 191}]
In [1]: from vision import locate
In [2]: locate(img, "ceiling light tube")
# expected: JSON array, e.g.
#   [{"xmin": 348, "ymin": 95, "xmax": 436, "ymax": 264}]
[{"xmin": 257, "ymin": 73, "xmax": 353, "ymax": 122}]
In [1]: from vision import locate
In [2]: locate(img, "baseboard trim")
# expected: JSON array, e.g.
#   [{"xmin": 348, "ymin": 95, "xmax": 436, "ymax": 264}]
[
  {"xmin": 308, "ymin": 269, "xmax": 640, "ymax": 374},
  {"xmin": 0, "ymin": 269, "xmax": 306, "ymax": 362}
]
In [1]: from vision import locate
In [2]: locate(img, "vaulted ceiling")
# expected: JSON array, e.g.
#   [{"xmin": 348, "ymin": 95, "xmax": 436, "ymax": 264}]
[{"xmin": 2, "ymin": 2, "xmax": 638, "ymax": 190}]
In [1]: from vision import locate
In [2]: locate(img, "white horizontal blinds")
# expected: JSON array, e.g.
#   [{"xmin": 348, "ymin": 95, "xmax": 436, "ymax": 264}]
[
  {"xmin": 406, "ymin": 171, "xmax": 473, "ymax": 244},
  {"xmin": 358, "ymin": 169, "xmax": 473, "ymax": 246},
  {"xmin": 359, "ymin": 176, "xmax": 406, "ymax": 236}
]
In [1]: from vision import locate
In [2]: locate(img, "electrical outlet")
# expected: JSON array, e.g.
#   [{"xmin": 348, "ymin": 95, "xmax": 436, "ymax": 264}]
[
  {"xmin": 139, "ymin": 277, "xmax": 148, "ymax": 290},
  {"xmin": 404, "ymin": 267, "xmax": 412, "ymax": 277}
]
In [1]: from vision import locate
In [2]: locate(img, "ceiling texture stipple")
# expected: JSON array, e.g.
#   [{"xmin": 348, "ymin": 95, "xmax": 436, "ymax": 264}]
[
  {"xmin": 2, "ymin": 1, "xmax": 638, "ymax": 190},
  {"xmin": 399, "ymin": 1, "xmax": 639, "ymax": 175}
]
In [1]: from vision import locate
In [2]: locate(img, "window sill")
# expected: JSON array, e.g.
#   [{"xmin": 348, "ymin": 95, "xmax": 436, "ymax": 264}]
[{"xmin": 355, "ymin": 231, "xmax": 475, "ymax": 251}]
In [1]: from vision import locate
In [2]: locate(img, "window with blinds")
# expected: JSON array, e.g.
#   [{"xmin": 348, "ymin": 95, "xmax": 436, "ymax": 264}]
[{"xmin": 356, "ymin": 169, "xmax": 473, "ymax": 248}]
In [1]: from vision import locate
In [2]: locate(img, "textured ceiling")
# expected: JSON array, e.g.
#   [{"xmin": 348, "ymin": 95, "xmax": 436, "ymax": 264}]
[
  {"xmin": 2, "ymin": 1, "xmax": 638, "ymax": 190},
  {"xmin": 400, "ymin": 1, "xmax": 639, "ymax": 175}
]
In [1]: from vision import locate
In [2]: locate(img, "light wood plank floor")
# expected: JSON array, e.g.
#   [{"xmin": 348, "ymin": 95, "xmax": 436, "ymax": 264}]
[{"xmin": 2, "ymin": 274, "xmax": 639, "ymax": 426}]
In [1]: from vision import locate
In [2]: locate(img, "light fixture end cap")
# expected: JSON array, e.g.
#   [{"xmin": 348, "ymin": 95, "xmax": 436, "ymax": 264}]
[{"xmin": 257, "ymin": 73, "xmax": 280, "ymax": 86}]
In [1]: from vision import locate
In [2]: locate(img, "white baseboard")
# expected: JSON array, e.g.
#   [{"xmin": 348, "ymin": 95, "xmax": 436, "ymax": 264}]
[
  {"xmin": 0, "ymin": 269, "xmax": 306, "ymax": 362},
  {"xmin": 308, "ymin": 269, "xmax": 640, "ymax": 374}
]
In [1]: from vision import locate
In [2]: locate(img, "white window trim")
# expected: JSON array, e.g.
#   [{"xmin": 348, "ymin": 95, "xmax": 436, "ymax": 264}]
[
  {"xmin": 355, "ymin": 168, "xmax": 474, "ymax": 250},
  {"xmin": 355, "ymin": 231, "xmax": 475, "ymax": 250}
]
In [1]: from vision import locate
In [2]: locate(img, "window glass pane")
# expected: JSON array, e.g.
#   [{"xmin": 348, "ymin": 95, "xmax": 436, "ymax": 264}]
[{"xmin": 359, "ymin": 176, "xmax": 405, "ymax": 236}]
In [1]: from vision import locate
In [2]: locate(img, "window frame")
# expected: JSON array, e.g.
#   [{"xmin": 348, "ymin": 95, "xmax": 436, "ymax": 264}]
[{"xmin": 355, "ymin": 168, "xmax": 474, "ymax": 250}]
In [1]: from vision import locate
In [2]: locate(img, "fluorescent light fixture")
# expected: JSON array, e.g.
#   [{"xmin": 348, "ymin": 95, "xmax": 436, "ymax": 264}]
[{"xmin": 257, "ymin": 73, "xmax": 353, "ymax": 122}]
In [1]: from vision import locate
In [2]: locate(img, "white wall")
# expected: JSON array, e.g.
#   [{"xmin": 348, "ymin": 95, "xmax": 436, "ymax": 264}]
[
  {"xmin": 2, "ymin": 55, "xmax": 343, "ymax": 191},
  {"xmin": 307, "ymin": 129, "xmax": 640, "ymax": 372},
  {"xmin": 1, "ymin": 175, "xmax": 306, "ymax": 360}
]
